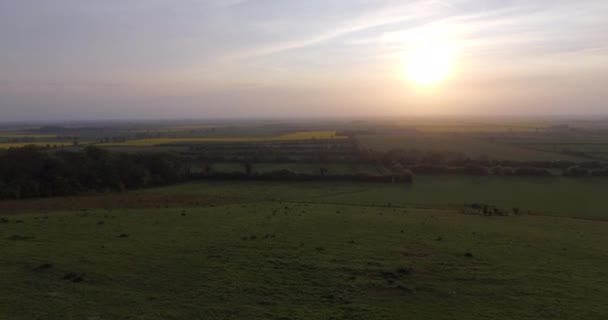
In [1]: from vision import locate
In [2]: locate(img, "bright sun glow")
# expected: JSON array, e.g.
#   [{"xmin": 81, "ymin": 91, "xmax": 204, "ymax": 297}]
[
  {"xmin": 405, "ymin": 43, "xmax": 454, "ymax": 85},
  {"xmin": 399, "ymin": 24, "xmax": 457, "ymax": 87}
]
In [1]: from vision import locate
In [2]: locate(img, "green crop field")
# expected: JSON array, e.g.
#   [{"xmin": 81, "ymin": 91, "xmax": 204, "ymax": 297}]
[
  {"xmin": 0, "ymin": 133, "xmax": 57, "ymax": 139},
  {"xmin": 394, "ymin": 119, "xmax": 550, "ymax": 133},
  {"xmin": 154, "ymin": 177, "xmax": 608, "ymax": 221},
  {"xmin": 1, "ymin": 180, "xmax": 607, "ymax": 320},
  {"xmin": 490, "ymin": 135, "xmax": 608, "ymax": 160},
  {"xmin": 357, "ymin": 134, "xmax": 585, "ymax": 161},
  {"xmin": 1, "ymin": 119, "xmax": 608, "ymax": 320}
]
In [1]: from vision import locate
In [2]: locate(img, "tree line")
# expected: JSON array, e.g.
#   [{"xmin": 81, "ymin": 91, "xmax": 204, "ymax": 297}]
[
  {"xmin": 0, "ymin": 146, "xmax": 189, "ymax": 199},
  {"xmin": 380, "ymin": 149, "xmax": 608, "ymax": 177},
  {"xmin": 193, "ymin": 168, "xmax": 414, "ymax": 183}
]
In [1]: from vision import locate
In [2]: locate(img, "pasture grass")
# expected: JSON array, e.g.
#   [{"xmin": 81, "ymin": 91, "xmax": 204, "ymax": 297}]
[
  {"xmin": 357, "ymin": 134, "xmax": 584, "ymax": 161},
  {"xmin": 493, "ymin": 135, "xmax": 608, "ymax": 160},
  {"xmin": 395, "ymin": 119, "xmax": 549, "ymax": 133},
  {"xmin": 1, "ymin": 196, "xmax": 606, "ymax": 319},
  {"xmin": 2, "ymin": 177, "xmax": 607, "ymax": 319},
  {"xmin": 153, "ymin": 177, "xmax": 608, "ymax": 221}
]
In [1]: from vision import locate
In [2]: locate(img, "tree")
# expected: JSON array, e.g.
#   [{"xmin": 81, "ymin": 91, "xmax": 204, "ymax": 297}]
[{"xmin": 243, "ymin": 160, "xmax": 253, "ymax": 176}]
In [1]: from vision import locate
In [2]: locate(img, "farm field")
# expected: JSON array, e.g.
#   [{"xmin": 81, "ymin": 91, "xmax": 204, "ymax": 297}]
[
  {"xmin": 132, "ymin": 124, "xmax": 226, "ymax": 133},
  {"xmin": 402, "ymin": 124, "xmax": 546, "ymax": 133},
  {"xmin": 0, "ymin": 133, "xmax": 57, "ymax": 139},
  {"xmin": 3, "ymin": 177, "xmax": 605, "ymax": 221},
  {"xmin": 491, "ymin": 135, "xmax": 608, "ymax": 160},
  {"xmin": 394, "ymin": 118, "xmax": 552, "ymax": 133},
  {"xmin": 357, "ymin": 134, "xmax": 586, "ymax": 161},
  {"xmin": 152, "ymin": 177, "xmax": 608, "ymax": 221},
  {"xmin": 0, "ymin": 142, "xmax": 75, "ymax": 149},
  {"xmin": 1, "ymin": 118, "xmax": 607, "ymax": 320},
  {"xmin": 98, "ymin": 131, "xmax": 346, "ymax": 147},
  {"xmin": 2, "ymin": 120, "xmax": 608, "ymax": 166},
  {"xmin": 1, "ymin": 182, "xmax": 607, "ymax": 320},
  {"xmin": 3, "ymin": 1, "xmax": 608, "ymax": 318}
]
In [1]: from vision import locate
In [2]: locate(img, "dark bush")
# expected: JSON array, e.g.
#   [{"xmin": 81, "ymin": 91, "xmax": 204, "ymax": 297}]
[
  {"xmin": 562, "ymin": 166, "xmax": 589, "ymax": 177},
  {"xmin": 462, "ymin": 164, "xmax": 489, "ymax": 175},
  {"xmin": 408, "ymin": 165, "xmax": 451, "ymax": 174},
  {"xmin": 513, "ymin": 167, "xmax": 552, "ymax": 176},
  {"xmin": 0, "ymin": 146, "xmax": 189, "ymax": 199}
]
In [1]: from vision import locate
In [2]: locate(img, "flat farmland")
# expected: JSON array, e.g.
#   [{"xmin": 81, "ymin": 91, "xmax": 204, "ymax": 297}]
[
  {"xmin": 152, "ymin": 177, "xmax": 608, "ymax": 221},
  {"xmin": 1, "ymin": 181, "xmax": 607, "ymax": 320},
  {"xmin": 98, "ymin": 131, "xmax": 346, "ymax": 147},
  {"xmin": 0, "ymin": 133, "xmax": 57, "ymax": 139},
  {"xmin": 357, "ymin": 134, "xmax": 585, "ymax": 161},
  {"xmin": 494, "ymin": 135, "xmax": 608, "ymax": 160},
  {"xmin": 395, "ymin": 119, "xmax": 549, "ymax": 133},
  {"xmin": 0, "ymin": 142, "xmax": 74, "ymax": 149}
]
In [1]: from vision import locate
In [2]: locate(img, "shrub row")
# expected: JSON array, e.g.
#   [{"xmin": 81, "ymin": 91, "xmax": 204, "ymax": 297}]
[
  {"xmin": 194, "ymin": 170, "xmax": 413, "ymax": 183},
  {"xmin": 0, "ymin": 146, "xmax": 189, "ymax": 199}
]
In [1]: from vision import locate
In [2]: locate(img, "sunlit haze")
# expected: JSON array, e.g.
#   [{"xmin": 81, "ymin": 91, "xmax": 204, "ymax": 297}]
[{"xmin": 1, "ymin": 0, "xmax": 607, "ymax": 120}]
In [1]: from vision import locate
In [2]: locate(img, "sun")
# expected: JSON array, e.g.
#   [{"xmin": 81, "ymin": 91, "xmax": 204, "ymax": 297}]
[{"xmin": 403, "ymin": 39, "xmax": 455, "ymax": 86}]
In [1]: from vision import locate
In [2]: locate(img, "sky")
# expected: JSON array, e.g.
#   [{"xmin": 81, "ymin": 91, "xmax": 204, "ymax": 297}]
[{"xmin": 0, "ymin": 0, "xmax": 607, "ymax": 121}]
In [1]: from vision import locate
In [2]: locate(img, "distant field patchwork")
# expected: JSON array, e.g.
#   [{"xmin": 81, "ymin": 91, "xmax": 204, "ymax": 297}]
[
  {"xmin": 0, "ymin": 133, "xmax": 57, "ymax": 139},
  {"xmin": 150, "ymin": 177, "xmax": 608, "ymax": 221},
  {"xmin": 395, "ymin": 120, "xmax": 549, "ymax": 133},
  {"xmin": 357, "ymin": 134, "xmax": 585, "ymax": 161},
  {"xmin": 99, "ymin": 131, "xmax": 346, "ymax": 147},
  {"xmin": 132, "ymin": 125, "xmax": 226, "ymax": 133},
  {"xmin": 0, "ymin": 142, "xmax": 74, "ymax": 149}
]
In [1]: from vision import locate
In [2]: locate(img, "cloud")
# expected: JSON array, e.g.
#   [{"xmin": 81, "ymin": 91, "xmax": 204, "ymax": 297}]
[
  {"xmin": 1, "ymin": 0, "xmax": 608, "ymax": 119},
  {"xmin": 215, "ymin": 0, "xmax": 250, "ymax": 8},
  {"xmin": 222, "ymin": 1, "xmax": 443, "ymax": 61}
]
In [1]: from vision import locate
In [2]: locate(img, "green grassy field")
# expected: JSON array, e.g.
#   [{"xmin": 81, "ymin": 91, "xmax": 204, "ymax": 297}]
[
  {"xmin": 357, "ymin": 134, "xmax": 585, "ymax": 161},
  {"xmin": 2, "ymin": 177, "xmax": 608, "ymax": 319},
  {"xmin": 156, "ymin": 176, "xmax": 608, "ymax": 221},
  {"xmin": 2, "ymin": 191, "xmax": 607, "ymax": 320},
  {"xmin": 491, "ymin": 135, "xmax": 608, "ymax": 160}
]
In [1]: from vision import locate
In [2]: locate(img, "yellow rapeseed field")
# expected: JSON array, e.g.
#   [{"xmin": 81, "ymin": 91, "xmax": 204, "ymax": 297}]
[
  {"xmin": 0, "ymin": 132, "xmax": 57, "ymax": 138},
  {"xmin": 0, "ymin": 142, "xmax": 73, "ymax": 149},
  {"xmin": 99, "ymin": 131, "xmax": 346, "ymax": 147}
]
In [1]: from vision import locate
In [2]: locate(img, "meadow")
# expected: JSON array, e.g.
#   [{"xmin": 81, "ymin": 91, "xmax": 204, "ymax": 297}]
[
  {"xmin": 397, "ymin": 122, "xmax": 547, "ymax": 133},
  {"xmin": 1, "ymin": 180, "xmax": 607, "ymax": 320},
  {"xmin": 357, "ymin": 134, "xmax": 586, "ymax": 161},
  {"xmin": 492, "ymin": 135, "xmax": 608, "ymax": 160},
  {"xmin": 154, "ymin": 177, "xmax": 608, "ymax": 221},
  {"xmin": 1, "ymin": 119, "xmax": 607, "ymax": 319}
]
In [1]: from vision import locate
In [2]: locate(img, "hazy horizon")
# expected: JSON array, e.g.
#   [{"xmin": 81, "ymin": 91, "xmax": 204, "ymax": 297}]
[{"xmin": 1, "ymin": 0, "xmax": 607, "ymax": 121}]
